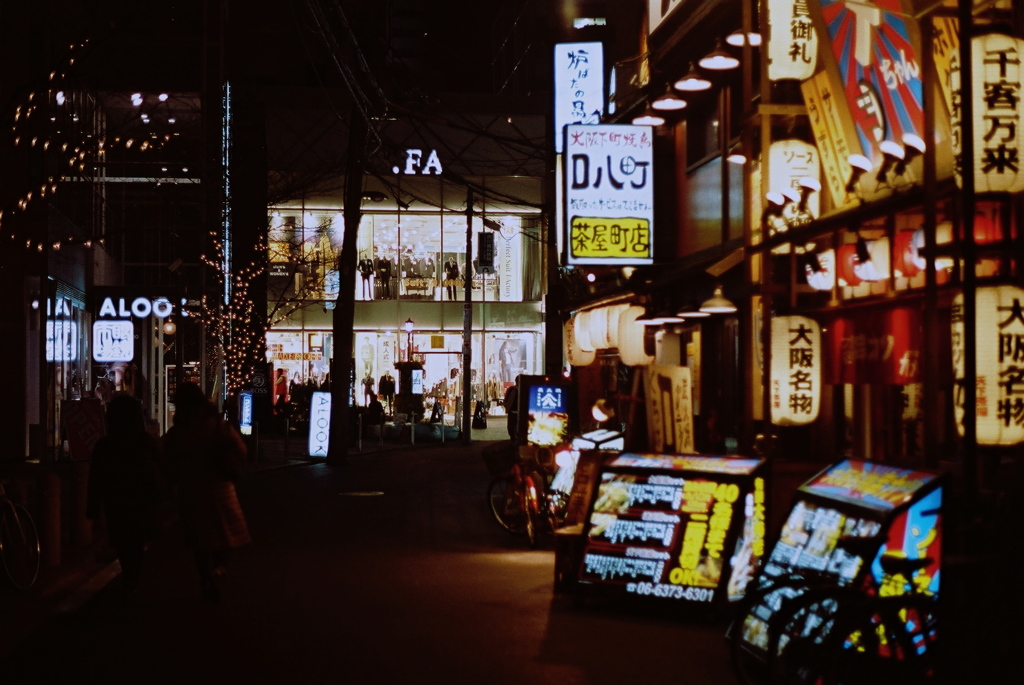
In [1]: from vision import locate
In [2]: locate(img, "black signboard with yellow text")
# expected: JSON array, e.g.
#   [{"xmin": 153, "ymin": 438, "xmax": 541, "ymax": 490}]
[{"xmin": 572, "ymin": 453, "xmax": 767, "ymax": 609}]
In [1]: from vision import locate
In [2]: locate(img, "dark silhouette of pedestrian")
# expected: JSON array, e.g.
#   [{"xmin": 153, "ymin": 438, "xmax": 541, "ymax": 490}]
[
  {"xmin": 86, "ymin": 394, "xmax": 164, "ymax": 594},
  {"xmin": 162, "ymin": 382, "xmax": 250, "ymax": 603}
]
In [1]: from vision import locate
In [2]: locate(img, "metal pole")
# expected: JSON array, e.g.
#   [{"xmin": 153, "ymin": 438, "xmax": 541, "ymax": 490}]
[{"xmin": 463, "ymin": 189, "xmax": 474, "ymax": 443}]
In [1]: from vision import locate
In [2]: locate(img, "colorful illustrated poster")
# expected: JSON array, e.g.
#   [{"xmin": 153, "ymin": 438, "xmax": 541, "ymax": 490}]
[
  {"xmin": 610, "ymin": 453, "xmax": 762, "ymax": 476},
  {"xmin": 801, "ymin": 459, "xmax": 937, "ymax": 512},
  {"xmin": 871, "ymin": 487, "xmax": 942, "ymax": 598},
  {"xmin": 578, "ymin": 455, "xmax": 766, "ymax": 606},
  {"xmin": 816, "ymin": 0, "xmax": 924, "ymax": 168}
]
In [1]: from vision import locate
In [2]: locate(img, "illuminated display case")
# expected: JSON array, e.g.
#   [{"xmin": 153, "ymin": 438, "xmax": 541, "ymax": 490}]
[
  {"xmin": 564, "ymin": 453, "xmax": 768, "ymax": 610},
  {"xmin": 734, "ymin": 459, "xmax": 943, "ymax": 658}
]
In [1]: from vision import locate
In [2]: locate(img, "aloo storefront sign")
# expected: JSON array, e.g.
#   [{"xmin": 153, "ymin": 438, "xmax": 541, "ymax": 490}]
[{"xmin": 564, "ymin": 124, "xmax": 654, "ymax": 265}]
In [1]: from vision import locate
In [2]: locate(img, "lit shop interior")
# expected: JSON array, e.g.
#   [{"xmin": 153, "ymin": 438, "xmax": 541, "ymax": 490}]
[{"xmin": 265, "ymin": 201, "xmax": 547, "ymax": 418}]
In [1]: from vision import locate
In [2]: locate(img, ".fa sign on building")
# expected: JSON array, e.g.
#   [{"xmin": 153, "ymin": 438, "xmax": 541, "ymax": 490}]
[
  {"xmin": 771, "ymin": 315, "xmax": 821, "ymax": 426},
  {"xmin": 564, "ymin": 124, "xmax": 654, "ymax": 265}
]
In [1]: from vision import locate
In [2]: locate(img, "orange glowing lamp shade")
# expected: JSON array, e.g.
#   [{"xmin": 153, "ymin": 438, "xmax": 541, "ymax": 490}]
[
  {"xmin": 617, "ymin": 305, "xmax": 655, "ymax": 367},
  {"xmin": 952, "ymin": 285, "xmax": 1024, "ymax": 445},
  {"xmin": 565, "ymin": 314, "xmax": 596, "ymax": 367},
  {"xmin": 837, "ymin": 243, "xmax": 862, "ymax": 286},
  {"xmin": 893, "ymin": 230, "xmax": 921, "ymax": 278},
  {"xmin": 770, "ymin": 315, "xmax": 821, "ymax": 426}
]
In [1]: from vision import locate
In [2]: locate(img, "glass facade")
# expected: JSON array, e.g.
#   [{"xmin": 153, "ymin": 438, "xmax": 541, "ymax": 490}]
[{"xmin": 265, "ymin": 194, "xmax": 547, "ymax": 424}]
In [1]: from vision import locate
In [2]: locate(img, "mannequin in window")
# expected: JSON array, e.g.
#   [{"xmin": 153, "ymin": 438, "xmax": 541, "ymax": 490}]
[
  {"xmin": 444, "ymin": 258, "xmax": 460, "ymax": 300},
  {"xmin": 358, "ymin": 254, "xmax": 374, "ymax": 299},
  {"xmin": 376, "ymin": 254, "xmax": 393, "ymax": 299},
  {"xmin": 378, "ymin": 371, "xmax": 396, "ymax": 415},
  {"xmin": 362, "ymin": 373, "xmax": 375, "ymax": 406}
]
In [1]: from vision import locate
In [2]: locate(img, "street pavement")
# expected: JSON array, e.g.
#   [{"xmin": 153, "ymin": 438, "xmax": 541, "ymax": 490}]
[{"xmin": 0, "ymin": 432, "xmax": 743, "ymax": 684}]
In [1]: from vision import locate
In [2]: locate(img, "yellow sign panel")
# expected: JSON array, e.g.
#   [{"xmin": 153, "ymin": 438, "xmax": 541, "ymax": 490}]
[
  {"xmin": 802, "ymin": 71, "xmax": 864, "ymax": 210},
  {"xmin": 569, "ymin": 216, "xmax": 651, "ymax": 260}
]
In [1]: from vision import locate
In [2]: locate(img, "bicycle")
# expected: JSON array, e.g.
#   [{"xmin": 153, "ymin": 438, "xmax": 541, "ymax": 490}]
[
  {"xmin": 733, "ymin": 540, "xmax": 939, "ymax": 685},
  {"xmin": 0, "ymin": 479, "xmax": 41, "ymax": 591},
  {"xmin": 485, "ymin": 442, "xmax": 572, "ymax": 548}
]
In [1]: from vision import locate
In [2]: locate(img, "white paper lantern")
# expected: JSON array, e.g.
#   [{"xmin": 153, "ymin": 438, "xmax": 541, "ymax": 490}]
[
  {"xmin": 805, "ymin": 249, "xmax": 835, "ymax": 291},
  {"xmin": 603, "ymin": 304, "xmax": 629, "ymax": 349},
  {"xmin": 574, "ymin": 310, "xmax": 595, "ymax": 352},
  {"xmin": 767, "ymin": 0, "xmax": 818, "ymax": 81},
  {"xmin": 951, "ymin": 33, "xmax": 1024, "ymax": 194},
  {"xmin": 769, "ymin": 140, "xmax": 821, "ymax": 226},
  {"xmin": 618, "ymin": 305, "xmax": 654, "ymax": 367},
  {"xmin": 952, "ymin": 286, "xmax": 1024, "ymax": 445},
  {"xmin": 565, "ymin": 316, "xmax": 596, "ymax": 367},
  {"xmin": 770, "ymin": 315, "xmax": 821, "ymax": 426},
  {"xmin": 589, "ymin": 306, "xmax": 609, "ymax": 350}
]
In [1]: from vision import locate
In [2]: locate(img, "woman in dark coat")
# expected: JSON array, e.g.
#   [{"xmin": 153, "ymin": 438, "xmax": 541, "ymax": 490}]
[
  {"xmin": 162, "ymin": 382, "xmax": 250, "ymax": 603},
  {"xmin": 87, "ymin": 394, "xmax": 163, "ymax": 593}
]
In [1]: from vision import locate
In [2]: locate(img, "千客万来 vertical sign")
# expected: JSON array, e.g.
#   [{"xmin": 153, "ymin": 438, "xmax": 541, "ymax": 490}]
[{"xmin": 564, "ymin": 124, "xmax": 654, "ymax": 265}]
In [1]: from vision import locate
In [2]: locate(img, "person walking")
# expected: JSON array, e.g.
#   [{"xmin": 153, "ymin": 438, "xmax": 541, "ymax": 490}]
[
  {"xmin": 162, "ymin": 382, "xmax": 251, "ymax": 603},
  {"xmin": 86, "ymin": 394, "xmax": 164, "ymax": 595}
]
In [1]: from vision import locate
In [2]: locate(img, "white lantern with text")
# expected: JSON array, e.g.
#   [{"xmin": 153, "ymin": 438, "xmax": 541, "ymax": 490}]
[
  {"xmin": 951, "ymin": 33, "xmax": 1024, "ymax": 193},
  {"xmin": 589, "ymin": 306, "xmax": 610, "ymax": 349},
  {"xmin": 565, "ymin": 316, "xmax": 596, "ymax": 367},
  {"xmin": 618, "ymin": 305, "xmax": 655, "ymax": 367},
  {"xmin": 603, "ymin": 304, "xmax": 629, "ymax": 349},
  {"xmin": 767, "ymin": 0, "xmax": 818, "ymax": 81},
  {"xmin": 770, "ymin": 315, "xmax": 821, "ymax": 426},
  {"xmin": 952, "ymin": 286, "xmax": 1024, "ymax": 445},
  {"xmin": 574, "ymin": 310, "xmax": 595, "ymax": 352}
]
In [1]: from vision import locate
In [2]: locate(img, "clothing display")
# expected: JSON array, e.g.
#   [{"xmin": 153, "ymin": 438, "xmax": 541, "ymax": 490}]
[
  {"xmin": 376, "ymin": 257, "xmax": 393, "ymax": 299},
  {"xmin": 444, "ymin": 259, "xmax": 460, "ymax": 300},
  {"xmin": 358, "ymin": 258, "xmax": 374, "ymax": 299},
  {"xmin": 379, "ymin": 373, "xmax": 396, "ymax": 414}
]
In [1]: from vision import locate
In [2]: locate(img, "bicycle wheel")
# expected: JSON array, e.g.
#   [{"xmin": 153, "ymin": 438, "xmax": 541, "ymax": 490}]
[
  {"xmin": 771, "ymin": 591, "xmax": 848, "ymax": 685},
  {"xmin": 487, "ymin": 475, "xmax": 525, "ymax": 535},
  {"xmin": 0, "ymin": 503, "xmax": 41, "ymax": 591},
  {"xmin": 522, "ymin": 471, "xmax": 543, "ymax": 549}
]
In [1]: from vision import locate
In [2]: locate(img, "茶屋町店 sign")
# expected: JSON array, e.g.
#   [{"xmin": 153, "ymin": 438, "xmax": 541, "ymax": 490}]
[{"xmin": 564, "ymin": 124, "xmax": 654, "ymax": 266}]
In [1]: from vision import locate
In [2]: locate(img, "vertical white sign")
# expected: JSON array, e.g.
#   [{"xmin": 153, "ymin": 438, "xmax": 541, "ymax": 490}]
[
  {"xmin": 498, "ymin": 227, "xmax": 522, "ymax": 301},
  {"xmin": 554, "ymin": 42, "xmax": 604, "ymax": 153},
  {"xmin": 308, "ymin": 391, "xmax": 332, "ymax": 457},
  {"xmin": 564, "ymin": 124, "xmax": 655, "ymax": 265}
]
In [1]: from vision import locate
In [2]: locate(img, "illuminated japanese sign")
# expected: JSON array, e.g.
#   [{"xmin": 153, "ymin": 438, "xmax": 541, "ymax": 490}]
[
  {"xmin": 952, "ymin": 286, "xmax": 1024, "ymax": 445},
  {"xmin": 308, "ymin": 391, "xmax": 332, "ymax": 457},
  {"xmin": 816, "ymin": 0, "xmax": 924, "ymax": 187},
  {"xmin": 770, "ymin": 316, "xmax": 821, "ymax": 426},
  {"xmin": 46, "ymin": 320, "xmax": 78, "ymax": 362},
  {"xmin": 554, "ymin": 42, "xmax": 604, "ymax": 154},
  {"xmin": 801, "ymin": 459, "xmax": 937, "ymax": 511},
  {"xmin": 950, "ymin": 33, "xmax": 1024, "ymax": 194},
  {"xmin": 564, "ymin": 124, "xmax": 654, "ymax": 265},
  {"xmin": 577, "ymin": 454, "xmax": 766, "ymax": 606},
  {"xmin": 768, "ymin": 138, "xmax": 821, "ymax": 229},
  {"xmin": 526, "ymin": 383, "xmax": 570, "ymax": 447},
  {"xmin": 767, "ymin": 0, "xmax": 818, "ymax": 81},
  {"xmin": 93, "ymin": 320, "xmax": 135, "ymax": 362}
]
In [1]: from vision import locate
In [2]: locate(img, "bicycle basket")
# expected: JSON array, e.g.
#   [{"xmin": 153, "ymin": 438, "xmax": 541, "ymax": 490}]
[{"xmin": 482, "ymin": 441, "xmax": 517, "ymax": 476}]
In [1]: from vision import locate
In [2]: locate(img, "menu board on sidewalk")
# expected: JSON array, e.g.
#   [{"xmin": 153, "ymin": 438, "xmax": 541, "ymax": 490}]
[
  {"xmin": 575, "ymin": 453, "xmax": 767, "ymax": 607},
  {"xmin": 735, "ymin": 459, "xmax": 943, "ymax": 655}
]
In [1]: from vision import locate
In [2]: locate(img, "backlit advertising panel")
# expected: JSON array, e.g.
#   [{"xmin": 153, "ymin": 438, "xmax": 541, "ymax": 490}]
[
  {"xmin": 554, "ymin": 42, "xmax": 604, "ymax": 154},
  {"xmin": 735, "ymin": 459, "xmax": 943, "ymax": 662},
  {"xmin": 576, "ymin": 454, "xmax": 767, "ymax": 607},
  {"xmin": 564, "ymin": 124, "xmax": 654, "ymax": 265},
  {"xmin": 308, "ymin": 391, "xmax": 332, "ymax": 457},
  {"xmin": 525, "ymin": 382, "xmax": 570, "ymax": 447}
]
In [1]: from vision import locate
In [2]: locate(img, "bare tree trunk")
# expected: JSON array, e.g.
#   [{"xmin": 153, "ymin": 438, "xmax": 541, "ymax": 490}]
[{"xmin": 327, "ymin": 107, "xmax": 368, "ymax": 465}]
